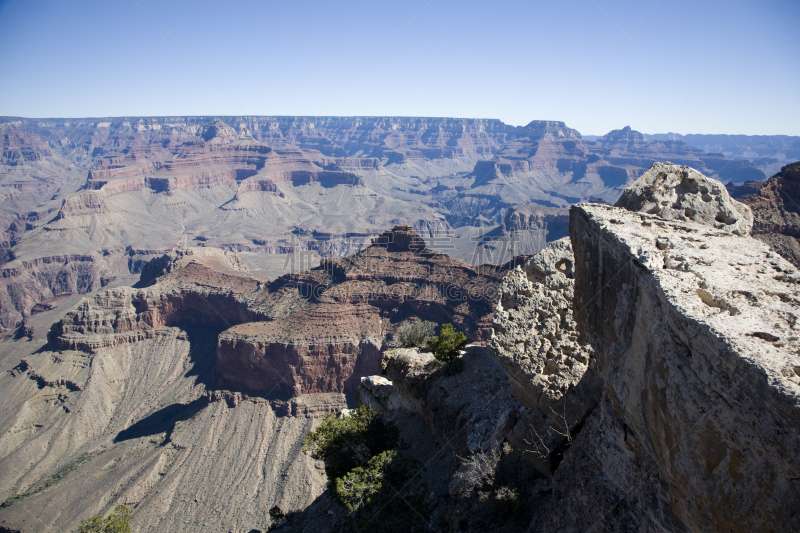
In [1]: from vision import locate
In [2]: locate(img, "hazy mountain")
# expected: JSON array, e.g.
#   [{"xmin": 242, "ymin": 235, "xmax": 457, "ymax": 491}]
[{"xmin": 646, "ymin": 132, "xmax": 800, "ymax": 177}]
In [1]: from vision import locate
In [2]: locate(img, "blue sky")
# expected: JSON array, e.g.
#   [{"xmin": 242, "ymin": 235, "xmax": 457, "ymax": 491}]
[{"xmin": 0, "ymin": 0, "xmax": 798, "ymax": 135}]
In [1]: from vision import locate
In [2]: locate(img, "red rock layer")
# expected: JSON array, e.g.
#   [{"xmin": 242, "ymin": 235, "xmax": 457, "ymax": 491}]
[
  {"xmin": 50, "ymin": 259, "xmax": 267, "ymax": 351},
  {"xmin": 1, "ymin": 129, "xmax": 53, "ymax": 165},
  {"xmin": 76, "ymin": 120, "xmax": 377, "ymax": 201},
  {"xmin": 744, "ymin": 162, "xmax": 800, "ymax": 267},
  {"xmin": 215, "ymin": 304, "xmax": 383, "ymax": 395},
  {"xmin": 49, "ymin": 226, "xmax": 512, "ymax": 395}
]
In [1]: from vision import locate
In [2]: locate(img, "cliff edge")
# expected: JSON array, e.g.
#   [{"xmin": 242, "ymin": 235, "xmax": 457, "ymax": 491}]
[{"xmin": 486, "ymin": 163, "xmax": 799, "ymax": 531}]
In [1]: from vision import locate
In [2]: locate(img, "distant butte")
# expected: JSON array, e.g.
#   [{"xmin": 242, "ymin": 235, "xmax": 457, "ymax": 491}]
[{"xmin": 48, "ymin": 226, "xmax": 518, "ymax": 397}]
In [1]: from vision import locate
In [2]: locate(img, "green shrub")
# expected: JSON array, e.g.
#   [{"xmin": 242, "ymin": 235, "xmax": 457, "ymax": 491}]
[
  {"xmin": 302, "ymin": 407, "xmax": 430, "ymax": 530},
  {"xmin": 269, "ymin": 505, "xmax": 284, "ymax": 524},
  {"xmin": 335, "ymin": 450, "xmax": 429, "ymax": 530},
  {"xmin": 398, "ymin": 320, "xmax": 436, "ymax": 347},
  {"xmin": 78, "ymin": 516, "xmax": 104, "ymax": 533},
  {"xmin": 78, "ymin": 505, "xmax": 131, "ymax": 533},
  {"xmin": 335, "ymin": 450, "xmax": 397, "ymax": 512},
  {"xmin": 302, "ymin": 405, "xmax": 399, "ymax": 487},
  {"xmin": 426, "ymin": 323, "xmax": 467, "ymax": 364}
]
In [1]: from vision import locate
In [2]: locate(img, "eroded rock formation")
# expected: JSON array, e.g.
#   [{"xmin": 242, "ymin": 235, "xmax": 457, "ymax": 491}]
[
  {"xmin": 565, "ymin": 202, "xmax": 800, "ymax": 531},
  {"xmin": 215, "ymin": 304, "xmax": 383, "ymax": 396},
  {"xmin": 211, "ymin": 226, "xmax": 510, "ymax": 395},
  {"xmin": 46, "ymin": 226, "xmax": 509, "ymax": 397},
  {"xmin": 744, "ymin": 161, "xmax": 800, "ymax": 267},
  {"xmin": 489, "ymin": 238, "xmax": 602, "ymax": 475},
  {"xmin": 615, "ymin": 161, "xmax": 753, "ymax": 235}
]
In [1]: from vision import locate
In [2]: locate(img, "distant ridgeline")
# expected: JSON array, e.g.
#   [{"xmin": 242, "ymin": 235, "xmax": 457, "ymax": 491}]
[{"xmin": 0, "ymin": 115, "xmax": 793, "ymax": 339}]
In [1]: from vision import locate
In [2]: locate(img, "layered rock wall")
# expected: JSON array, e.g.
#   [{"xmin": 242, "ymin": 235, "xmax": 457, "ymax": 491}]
[
  {"xmin": 744, "ymin": 161, "xmax": 800, "ymax": 267},
  {"xmin": 214, "ymin": 304, "xmax": 384, "ymax": 396},
  {"xmin": 0, "ymin": 248, "xmax": 168, "ymax": 335}
]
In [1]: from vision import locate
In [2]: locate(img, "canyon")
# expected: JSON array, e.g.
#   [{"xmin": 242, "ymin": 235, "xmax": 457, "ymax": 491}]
[
  {"xmin": 0, "ymin": 162, "xmax": 795, "ymax": 532},
  {"xmin": 0, "ymin": 115, "xmax": 786, "ymax": 338},
  {"xmin": 0, "ymin": 112, "xmax": 799, "ymax": 532},
  {"xmin": 0, "ymin": 225, "xmax": 519, "ymax": 532}
]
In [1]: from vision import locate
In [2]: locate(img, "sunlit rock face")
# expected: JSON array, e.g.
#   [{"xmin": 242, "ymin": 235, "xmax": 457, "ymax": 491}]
[
  {"xmin": 614, "ymin": 161, "xmax": 753, "ymax": 236},
  {"xmin": 567, "ymin": 201, "xmax": 800, "ymax": 532}
]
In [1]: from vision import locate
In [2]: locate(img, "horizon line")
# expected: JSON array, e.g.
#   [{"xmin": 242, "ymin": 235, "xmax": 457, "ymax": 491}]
[{"xmin": 1, "ymin": 115, "xmax": 798, "ymax": 138}]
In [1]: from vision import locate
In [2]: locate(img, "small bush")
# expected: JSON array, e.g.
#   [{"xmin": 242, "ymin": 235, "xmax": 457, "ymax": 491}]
[
  {"xmin": 426, "ymin": 323, "xmax": 467, "ymax": 364},
  {"xmin": 494, "ymin": 485, "xmax": 524, "ymax": 521},
  {"xmin": 302, "ymin": 405, "xmax": 399, "ymax": 487},
  {"xmin": 268, "ymin": 505, "xmax": 284, "ymax": 525},
  {"xmin": 335, "ymin": 450, "xmax": 397, "ymax": 513},
  {"xmin": 398, "ymin": 320, "xmax": 436, "ymax": 347},
  {"xmin": 494, "ymin": 485, "xmax": 519, "ymax": 502},
  {"xmin": 453, "ymin": 448, "xmax": 499, "ymax": 494},
  {"xmin": 78, "ymin": 505, "xmax": 131, "ymax": 533},
  {"xmin": 336, "ymin": 450, "xmax": 429, "ymax": 530},
  {"xmin": 302, "ymin": 406, "xmax": 430, "ymax": 530}
]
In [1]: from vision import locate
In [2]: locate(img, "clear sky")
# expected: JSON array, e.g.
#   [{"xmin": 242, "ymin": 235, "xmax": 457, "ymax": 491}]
[{"xmin": 0, "ymin": 0, "xmax": 798, "ymax": 135}]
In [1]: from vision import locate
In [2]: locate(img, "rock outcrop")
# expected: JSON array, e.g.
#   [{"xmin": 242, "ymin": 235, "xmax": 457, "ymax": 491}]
[
  {"xmin": 473, "ymin": 162, "xmax": 800, "ymax": 531},
  {"xmin": 744, "ymin": 161, "xmax": 800, "ymax": 267},
  {"xmin": 489, "ymin": 238, "xmax": 602, "ymax": 475},
  {"xmin": 615, "ymin": 161, "xmax": 754, "ymax": 235},
  {"xmin": 212, "ymin": 225, "xmax": 510, "ymax": 394},
  {"xmin": 353, "ymin": 375, "xmax": 397, "ymax": 414},
  {"xmin": 48, "ymin": 227, "xmax": 510, "ymax": 397},
  {"xmin": 568, "ymin": 202, "xmax": 800, "ymax": 532},
  {"xmin": 215, "ymin": 304, "xmax": 383, "ymax": 396},
  {"xmin": 50, "ymin": 255, "xmax": 267, "ymax": 353},
  {"xmin": 379, "ymin": 345, "xmax": 524, "ymax": 466}
]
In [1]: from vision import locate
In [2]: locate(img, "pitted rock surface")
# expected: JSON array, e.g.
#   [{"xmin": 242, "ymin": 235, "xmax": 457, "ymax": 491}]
[
  {"xmin": 615, "ymin": 161, "xmax": 754, "ymax": 236},
  {"xmin": 489, "ymin": 237, "xmax": 602, "ymax": 475}
]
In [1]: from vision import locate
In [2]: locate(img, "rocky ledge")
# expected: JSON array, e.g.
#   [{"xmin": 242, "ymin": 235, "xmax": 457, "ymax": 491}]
[
  {"xmin": 567, "ymin": 201, "xmax": 800, "ymax": 531},
  {"xmin": 479, "ymin": 163, "xmax": 800, "ymax": 531}
]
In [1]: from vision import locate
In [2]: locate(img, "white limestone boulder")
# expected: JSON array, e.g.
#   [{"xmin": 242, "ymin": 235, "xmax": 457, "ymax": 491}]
[{"xmin": 615, "ymin": 162, "xmax": 753, "ymax": 236}]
